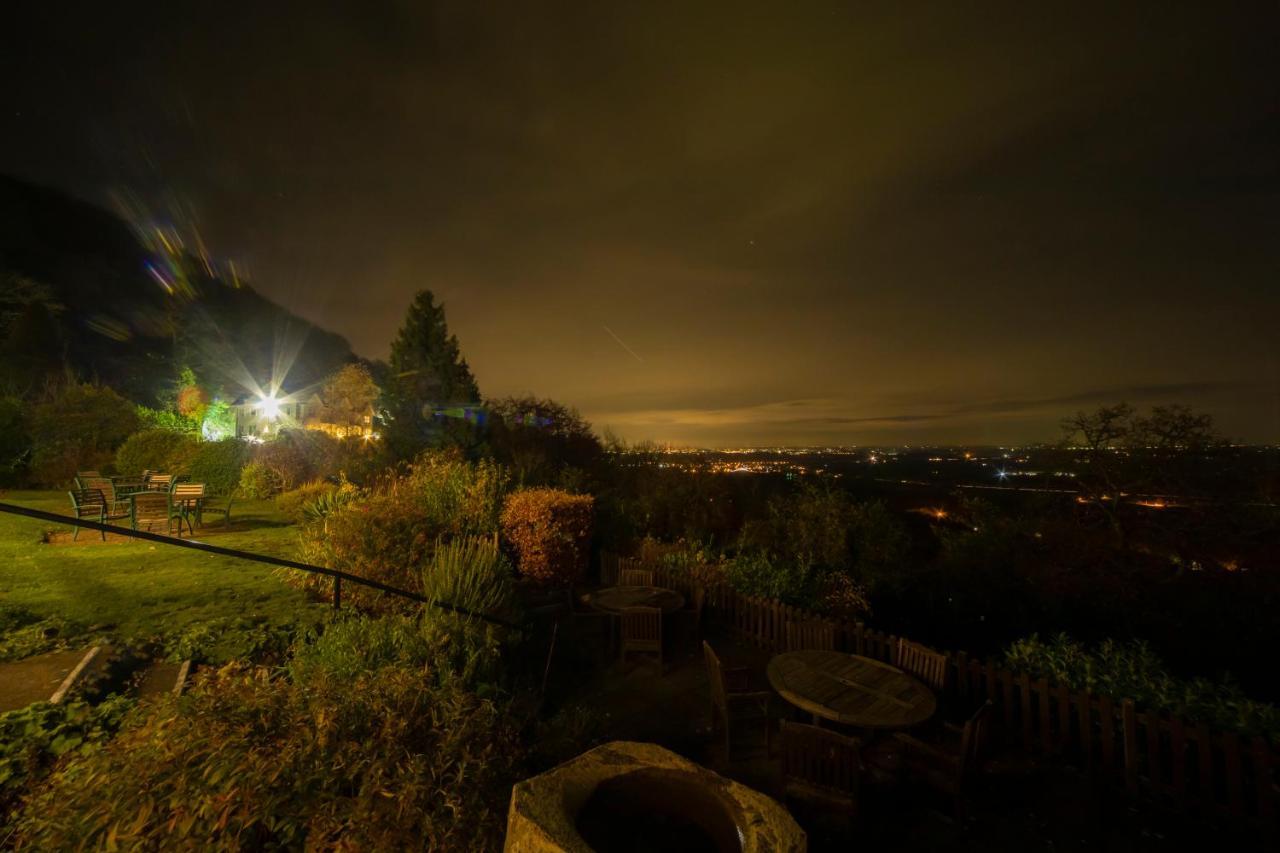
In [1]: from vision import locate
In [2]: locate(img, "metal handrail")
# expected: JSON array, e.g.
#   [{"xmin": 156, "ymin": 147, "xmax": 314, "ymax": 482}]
[{"xmin": 0, "ymin": 501, "xmax": 516, "ymax": 628}]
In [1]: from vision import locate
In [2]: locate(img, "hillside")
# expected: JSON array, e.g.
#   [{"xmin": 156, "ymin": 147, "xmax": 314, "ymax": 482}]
[{"xmin": 0, "ymin": 176, "xmax": 353, "ymax": 403}]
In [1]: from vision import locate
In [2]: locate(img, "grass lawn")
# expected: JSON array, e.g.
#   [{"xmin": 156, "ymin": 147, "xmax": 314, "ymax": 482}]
[{"xmin": 0, "ymin": 490, "xmax": 330, "ymax": 664}]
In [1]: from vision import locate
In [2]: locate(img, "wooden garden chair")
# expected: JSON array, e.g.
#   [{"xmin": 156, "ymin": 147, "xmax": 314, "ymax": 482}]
[
  {"xmin": 67, "ymin": 488, "xmax": 129, "ymax": 541},
  {"xmin": 131, "ymin": 491, "xmax": 177, "ymax": 536},
  {"xmin": 170, "ymin": 482, "xmax": 206, "ymax": 534},
  {"xmin": 618, "ymin": 568, "xmax": 655, "ymax": 587},
  {"xmin": 147, "ymin": 472, "xmax": 174, "ymax": 492},
  {"xmin": 199, "ymin": 487, "xmax": 239, "ymax": 528},
  {"xmin": 79, "ymin": 476, "xmax": 131, "ymax": 517},
  {"xmin": 785, "ymin": 619, "xmax": 836, "ymax": 652},
  {"xmin": 703, "ymin": 641, "xmax": 772, "ymax": 762},
  {"xmin": 779, "ymin": 721, "xmax": 862, "ymax": 821},
  {"xmin": 74, "ymin": 471, "xmax": 101, "ymax": 487},
  {"xmin": 619, "ymin": 606, "xmax": 663, "ymax": 671},
  {"xmin": 883, "ymin": 700, "xmax": 994, "ymax": 819},
  {"xmin": 896, "ymin": 638, "xmax": 948, "ymax": 693}
]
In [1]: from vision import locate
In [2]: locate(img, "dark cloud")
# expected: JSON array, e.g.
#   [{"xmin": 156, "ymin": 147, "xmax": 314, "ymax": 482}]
[{"xmin": 4, "ymin": 1, "xmax": 1278, "ymax": 445}]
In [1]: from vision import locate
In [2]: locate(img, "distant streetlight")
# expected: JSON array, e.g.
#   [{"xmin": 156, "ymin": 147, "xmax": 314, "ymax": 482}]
[{"xmin": 258, "ymin": 394, "xmax": 282, "ymax": 420}]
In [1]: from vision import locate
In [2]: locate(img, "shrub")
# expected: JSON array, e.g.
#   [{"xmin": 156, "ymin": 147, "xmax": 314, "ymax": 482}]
[
  {"xmin": 726, "ymin": 551, "xmax": 813, "ymax": 604},
  {"xmin": 187, "ymin": 438, "xmax": 250, "ymax": 495},
  {"xmin": 114, "ymin": 429, "xmax": 200, "ymax": 476},
  {"xmin": 277, "ymin": 479, "xmax": 341, "ymax": 522},
  {"xmin": 400, "ymin": 452, "xmax": 509, "ymax": 536},
  {"xmin": 288, "ymin": 613, "xmax": 503, "ymax": 689},
  {"xmin": 500, "ymin": 488, "xmax": 593, "ymax": 586},
  {"xmin": 252, "ymin": 429, "xmax": 318, "ymax": 489},
  {"xmin": 0, "ymin": 697, "xmax": 134, "ymax": 821},
  {"xmin": 1004, "ymin": 633, "xmax": 1280, "ymax": 743},
  {"xmin": 0, "ymin": 395, "xmax": 28, "ymax": 483},
  {"xmin": 135, "ymin": 404, "xmax": 199, "ymax": 433},
  {"xmin": 238, "ymin": 461, "xmax": 280, "ymax": 499},
  {"xmin": 276, "ymin": 478, "xmax": 359, "ymax": 523},
  {"xmin": 290, "ymin": 455, "xmax": 513, "ymax": 610},
  {"xmin": 421, "ymin": 535, "xmax": 519, "ymax": 624},
  {"xmin": 29, "ymin": 384, "xmax": 139, "ymax": 485},
  {"xmin": 12, "ymin": 654, "xmax": 522, "ymax": 849}
]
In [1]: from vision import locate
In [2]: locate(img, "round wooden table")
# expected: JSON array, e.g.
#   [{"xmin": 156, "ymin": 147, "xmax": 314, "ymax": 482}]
[
  {"xmin": 766, "ymin": 650, "xmax": 937, "ymax": 730},
  {"xmin": 583, "ymin": 586, "xmax": 685, "ymax": 614}
]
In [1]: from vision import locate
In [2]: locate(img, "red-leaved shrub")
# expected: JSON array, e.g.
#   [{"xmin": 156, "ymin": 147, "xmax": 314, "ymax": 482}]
[{"xmin": 500, "ymin": 489, "xmax": 593, "ymax": 586}]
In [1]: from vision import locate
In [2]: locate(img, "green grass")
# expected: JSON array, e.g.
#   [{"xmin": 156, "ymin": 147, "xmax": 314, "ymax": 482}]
[{"xmin": 0, "ymin": 491, "xmax": 329, "ymax": 664}]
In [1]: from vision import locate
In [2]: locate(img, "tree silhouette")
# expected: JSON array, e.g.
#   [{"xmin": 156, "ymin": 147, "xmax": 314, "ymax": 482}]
[{"xmin": 383, "ymin": 291, "xmax": 480, "ymax": 457}]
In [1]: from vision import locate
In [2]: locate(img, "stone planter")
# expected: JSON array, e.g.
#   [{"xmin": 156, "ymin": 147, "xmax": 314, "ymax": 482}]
[{"xmin": 505, "ymin": 740, "xmax": 805, "ymax": 852}]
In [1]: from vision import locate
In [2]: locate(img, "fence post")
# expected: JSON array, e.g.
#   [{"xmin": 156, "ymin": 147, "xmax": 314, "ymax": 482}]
[
  {"xmin": 1122, "ymin": 699, "xmax": 1138, "ymax": 793},
  {"xmin": 333, "ymin": 575, "xmax": 342, "ymax": 610}
]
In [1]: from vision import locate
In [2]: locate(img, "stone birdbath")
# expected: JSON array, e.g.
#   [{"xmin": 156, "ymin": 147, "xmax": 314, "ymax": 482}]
[{"xmin": 504, "ymin": 740, "xmax": 805, "ymax": 852}]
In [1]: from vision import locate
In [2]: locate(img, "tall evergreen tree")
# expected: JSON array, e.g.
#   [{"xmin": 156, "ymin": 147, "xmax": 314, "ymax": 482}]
[{"xmin": 383, "ymin": 290, "xmax": 480, "ymax": 457}]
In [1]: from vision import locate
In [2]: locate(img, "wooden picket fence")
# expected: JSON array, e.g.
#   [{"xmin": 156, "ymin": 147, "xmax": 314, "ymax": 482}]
[{"xmin": 598, "ymin": 550, "xmax": 1280, "ymax": 827}]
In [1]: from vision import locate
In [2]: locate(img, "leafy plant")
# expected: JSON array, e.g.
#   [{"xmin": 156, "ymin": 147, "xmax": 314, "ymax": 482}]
[
  {"xmin": 187, "ymin": 437, "xmax": 249, "ymax": 494},
  {"xmin": 0, "ymin": 697, "xmax": 134, "ymax": 821},
  {"xmin": 421, "ymin": 535, "xmax": 519, "ymax": 624},
  {"xmin": 114, "ymin": 428, "xmax": 200, "ymax": 476},
  {"xmin": 1005, "ymin": 633, "xmax": 1280, "ymax": 743},
  {"xmin": 13, "ymin": 630, "xmax": 522, "ymax": 849},
  {"xmin": 29, "ymin": 384, "xmax": 140, "ymax": 485},
  {"xmin": 500, "ymin": 488, "xmax": 593, "ymax": 586},
  {"xmin": 238, "ymin": 461, "xmax": 280, "ymax": 499}
]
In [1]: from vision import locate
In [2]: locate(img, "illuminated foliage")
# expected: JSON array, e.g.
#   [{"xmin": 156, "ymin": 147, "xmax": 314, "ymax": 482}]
[
  {"xmin": 314, "ymin": 363, "xmax": 379, "ymax": 436},
  {"xmin": 500, "ymin": 488, "xmax": 594, "ymax": 586}
]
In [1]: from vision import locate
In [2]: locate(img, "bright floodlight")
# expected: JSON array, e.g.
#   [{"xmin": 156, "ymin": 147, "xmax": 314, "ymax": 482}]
[{"xmin": 259, "ymin": 394, "xmax": 281, "ymax": 420}]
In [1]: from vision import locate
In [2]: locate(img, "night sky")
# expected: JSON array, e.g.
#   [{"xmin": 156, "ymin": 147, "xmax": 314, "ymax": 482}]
[{"xmin": 5, "ymin": 2, "xmax": 1278, "ymax": 446}]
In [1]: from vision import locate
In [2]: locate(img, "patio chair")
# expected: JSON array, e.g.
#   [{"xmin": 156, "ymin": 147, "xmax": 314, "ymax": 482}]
[
  {"xmin": 895, "ymin": 638, "xmax": 948, "ymax": 692},
  {"xmin": 881, "ymin": 700, "xmax": 994, "ymax": 819},
  {"xmin": 171, "ymin": 482, "xmax": 206, "ymax": 534},
  {"xmin": 199, "ymin": 487, "xmax": 239, "ymax": 528},
  {"xmin": 785, "ymin": 619, "xmax": 836, "ymax": 652},
  {"xmin": 67, "ymin": 488, "xmax": 129, "ymax": 541},
  {"xmin": 79, "ymin": 476, "xmax": 131, "ymax": 517},
  {"xmin": 147, "ymin": 473, "xmax": 174, "ymax": 492},
  {"xmin": 779, "ymin": 721, "xmax": 862, "ymax": 820},
  {"xmin": 74, "ymin": 471, "xmax": 101, "ymax": 488},
  {"xmin": 131, "ymin": 491, "xmax": 178, "ymax": 536},
  {"xmin": 618, "ymin": 568, "xmax": 655, "ymax": 587},
  {"xmin": 619, "ymin": 606, "xmax": 663, "ymax": 671},
  {"xmin": 703, "ymin": 641, "xmax": 772, "ymax": 762}
]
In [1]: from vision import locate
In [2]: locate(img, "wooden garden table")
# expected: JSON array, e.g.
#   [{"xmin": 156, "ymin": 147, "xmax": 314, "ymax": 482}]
[
  {"xmin": 766, "ymin": 650, "xmax": 936, "ymax": 730},
  {"xmin": 583, "ymin": 586, "xmax": 685, "ymax": 615}
]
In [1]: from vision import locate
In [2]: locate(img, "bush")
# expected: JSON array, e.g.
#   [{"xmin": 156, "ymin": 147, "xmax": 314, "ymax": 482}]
[
  {"xmin": 29, "ymin": 384, "xmax": 140, "ymax": 485},
  {"xmin": 12, "ymin": 647, "xmax": 522, "ymax": 849},
  {"xmin": 421, "ymin": 535, "xmax": 519, "ymax": 624},
  {"xmin": 114, "ymin": 429, "xmax": 200, "ymax": 477},
  {"xmin": 238, "ymin": 461, "xmax": 280, "ymax": 499},
  {"xmin": 252, "ymin": 429, "xmax": 318, "ymax": 489},
  {"xmin": 401, "ymin": 452, "xmax": 509, "ymax": 537},
  {"xmin": 0, "ymin": 697, "xmax": 134, "ymax": 821},
  {"xmin": 291, "ymin": 455, "xmax": 511, "ymax": 610},
  {"xmin": 726, "ymin": 551, "xmax": 813, "ymax": 603},
  {"xmin": 1004, "ymin": 633, "xmax": 1280, "ymax": 743},
  {"xmin": 187, "ymin": 438, "xmax": 250, "ymax": 495},
  {"xmin": 135, "ymin": 404, "xmax": 199, "ymax": 433},
  {"xmin": 0, "ymin": 395, "xmax": 28, "ymax": 483},
  {"xmin": 277, "ymin": 479, "xmax": 341, "ymax": 522},
  {"xmin": 500, "ymin": 488, "xmax": 593, "ymax": 586}
]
